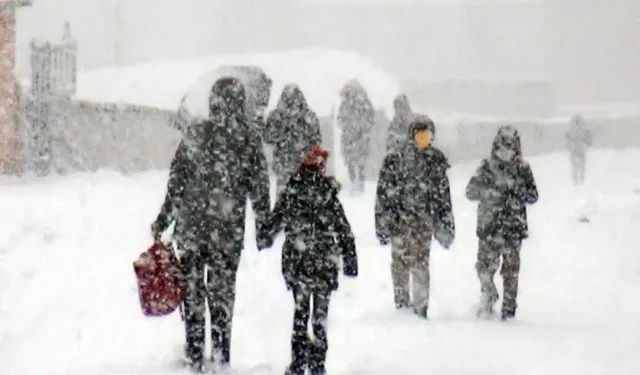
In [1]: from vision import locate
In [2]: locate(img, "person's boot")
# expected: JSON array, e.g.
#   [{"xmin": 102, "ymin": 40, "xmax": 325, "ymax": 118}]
[
  {"xmin": 188, "ymin": 361, "xmax": 207, "ymax": 374},
  {"xmin": 395, "ymin": 300, "xmax": 411, "ymax": 310},
  {"xmin": 476, "ymin": 292, "xmax": 498, "ymax": 320},
  {"xmin": 501, "ymin": 308, "xmax": 516, "ymax": 321},
  {"xmin": 309, "ymin": 363, "xmax": 326, "ymax": 375},
  {"xmin": 286, "ymin": 334, "xmax": 310, "ymax": 375},
  {"xmin": 414, "ymin": 305, "xmax": 428, "ymax": 320},
  {"xmin": 284, "ymin": 365, "xmax": 304, "ymax": 375},
  {"xmin": 210, "ymin": 325, "xmax": 231, "ymax": 369},
  {"xmin": 308, "ymin": 339, "xmax": 327, "ymax": 375},
  {"xmin": 394, "ymin": 292, "xmax": 411, "ymax": 310}
]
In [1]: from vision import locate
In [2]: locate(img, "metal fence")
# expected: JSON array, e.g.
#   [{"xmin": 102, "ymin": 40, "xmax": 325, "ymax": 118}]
[{"xmin": 20, "ymin": 23, "xmax": 77, "ymax": 175}]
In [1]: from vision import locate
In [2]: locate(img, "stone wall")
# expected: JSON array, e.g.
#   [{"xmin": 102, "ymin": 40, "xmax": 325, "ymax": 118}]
[{"xmin": 17, "ymin": 99, "xmax": 640, "ymax": 178}]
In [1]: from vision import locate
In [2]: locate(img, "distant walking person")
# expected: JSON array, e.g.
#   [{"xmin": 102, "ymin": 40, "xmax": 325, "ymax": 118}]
[
  {"xmin": 386, "ymin": 94, "xmax": 414, "ymax": 153},
  {"xmin": 337, "ymin": 80, "xmax": 375, "ymax": 193},
  {"xmin": 264, "ymin": 84, "xmax": 322, "ymax": 196},
  {"xmin": 565, "ymin": 114, "xmax": 592, "ymax": 185}
]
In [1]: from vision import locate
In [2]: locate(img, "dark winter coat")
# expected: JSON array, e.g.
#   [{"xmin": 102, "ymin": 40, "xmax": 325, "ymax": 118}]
[
  {"xmin": 155, "ymin": 77, "xmax": 271, "ymax": 254},
  {"xmin": 264, "ymin": 84, "xmax": 322, "ymax": 177},
  {"xmin": 265, "ymin": 169, "xmax": 358, "ymax": 292},
  {"xmin": 466, "ymin": 126, "xmax": 539, "ymax": 242},
  {"xmin": 337, "ymin": 82, "xmax": 375, "ymax": 159},
  {"xmin": 375, "ymin": 116, "xmax": 455, "ymax": 249},
  {"xmin": 386, "ymin": 94, "xmax": 414, "ymax": 153}
]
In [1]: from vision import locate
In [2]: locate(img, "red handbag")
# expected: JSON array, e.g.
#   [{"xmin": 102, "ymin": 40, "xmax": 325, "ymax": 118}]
[{"xmin": 133, "ymin": 242, "xmax": 186, "ymax": 317}]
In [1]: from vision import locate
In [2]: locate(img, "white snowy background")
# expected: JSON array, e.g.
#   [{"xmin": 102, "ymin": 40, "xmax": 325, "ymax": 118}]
[{"xmin": 2, "ymin": 1, "xmax": 640, "ymax": 374}]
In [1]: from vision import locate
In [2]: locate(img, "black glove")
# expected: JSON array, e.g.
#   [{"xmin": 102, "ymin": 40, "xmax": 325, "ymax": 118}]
[
  {"xmin": 256, "ymin": 234, "xmax": 273, "ymax": 251},
  {"xmin": 254, "ymin": 218, "xmax": 273, "ymax": 251},
  {"xmin": 150, "ymin": 219, "xmax": 165, "ymax": 241},
  {"xmin": 434, "ymin": 223, "xmax": 454, "ymax": 250},
  {"xmin": 343, "ymin": 258, "xmax": 358, "ymax": 278},
  {"xmin": 377, "ymin": 233, "xmax": 390, "ymax": 246}
]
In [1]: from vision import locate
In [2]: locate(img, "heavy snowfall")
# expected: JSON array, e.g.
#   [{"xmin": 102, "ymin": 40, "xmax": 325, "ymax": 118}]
[{"xmin": 1, "ymin": 1, "xmax": 640, "ymax": 375}]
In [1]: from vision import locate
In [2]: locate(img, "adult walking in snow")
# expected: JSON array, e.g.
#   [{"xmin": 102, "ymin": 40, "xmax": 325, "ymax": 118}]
[
  {"xmin": 264, "ymin": 83, "xmax": 323, "ymax": 196},
  {"xmin": 565, "ymin": 114, "xmax": 592, "ymax": 185},
  {"xmin": 261, "ymin": 145, "xmax": 358, "ymax": 375},
  {"xmin": 151, "ymin": 77, "xmax": 272, "ymax": 372},
  {"xmin": 336, "ymin": 80, "xmax": 376, "ymax": 193},
  {"xmin": 386, "ymin": 93, "xmax": 414, "ymax": 153},
  {"xmin": 374, "ymin": 114, "xmax": 455, "ymax": 319},
  {"xmin": 466, "ymin": 125, "xmax": 539, "ymax": 321}
]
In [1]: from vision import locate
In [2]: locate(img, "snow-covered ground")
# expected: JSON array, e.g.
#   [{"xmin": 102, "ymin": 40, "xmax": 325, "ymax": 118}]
[
  {"xmin": 73, "ymin": 48, "xmax": 401, "ymax": 117},
  {"xmin": 1, "ymin": 149, "xmax": 640, "ymax": 375}
]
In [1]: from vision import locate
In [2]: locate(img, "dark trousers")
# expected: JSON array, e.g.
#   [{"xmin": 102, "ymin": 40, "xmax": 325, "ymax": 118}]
[
  {"xmin": 475, "ymin": 237, "xmax": 522, "ymax": 318},
  {"xmin": 287, "ymin": 286, "xmax": 331, "ymax": 375},
  {"xmin": 390, "ymin": 215, "xmax": 433, "ymax": 317},
  {"xmin": 346, "ymin": 162, "xmax": 366, "ymax": 190},
  {"xmin": 181, "ymin": 240, "xmax": 241, "ymax": 367},
  {"xmin": 570, "ymin": 153, "xmax": 586, "ymax": 185},
  {"xmin": 341, "ymin": 134, "xmax": 369, "ymax": 191}
]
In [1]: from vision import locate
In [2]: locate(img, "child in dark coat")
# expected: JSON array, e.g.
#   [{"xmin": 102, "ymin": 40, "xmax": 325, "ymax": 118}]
[
  {"xmin": 466, "ymin": 125, "xmax": 539, "ymax": 321},
  {"xmin": 261, "ymin": 145, "xmax": 358, "ymax": 375}
]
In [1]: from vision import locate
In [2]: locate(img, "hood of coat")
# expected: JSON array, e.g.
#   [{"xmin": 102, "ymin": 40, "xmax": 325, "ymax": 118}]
[
  {"xmin": 393, "ymin": 94, "xmax": 412, "ymax": 119},
  {"xmin": 407, "ymin": 114, "xmax": 436, "ymax": 150},
  {"xmin": 208, "ymin": 76, "xmax": 247, "ymax": 119},
  {"xmin": 277, "ymin": 83, "xmax": 309, "ymax": 114},
  {"xmin": 490, "ymin": 125, "xmax": 523, "ymax": 163}
]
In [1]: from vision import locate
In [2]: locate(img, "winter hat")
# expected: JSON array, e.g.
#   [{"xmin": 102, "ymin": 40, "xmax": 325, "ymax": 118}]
[
  {"xmin": 299, "ymin": 145, "xmax": 329, "ymax": 174},
  {"xmin": 491, "ymin": 125, "xmax": 522, "ymax": 162}
]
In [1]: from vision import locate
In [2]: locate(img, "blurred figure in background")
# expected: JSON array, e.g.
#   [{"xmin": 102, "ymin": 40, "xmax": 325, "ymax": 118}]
[
  {"xmin": 265, "ymin": 84, "xmax": 322, "ymax": 196},
  {"xmin": 337, "ymin": 80, "xmax": 375, "ymax": 194},
  {"xmin": 386, "ymin": 94, "xmax": 414, "ymax": 154},
  {"xmin": 565, "ymin": 114, "xmax": 592, "ymax": 185}
]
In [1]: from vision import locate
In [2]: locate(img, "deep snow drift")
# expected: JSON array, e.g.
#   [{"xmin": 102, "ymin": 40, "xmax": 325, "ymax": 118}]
[{"xmin": 1, "ymin": 150, "xmax": 640, "ymax": 375}]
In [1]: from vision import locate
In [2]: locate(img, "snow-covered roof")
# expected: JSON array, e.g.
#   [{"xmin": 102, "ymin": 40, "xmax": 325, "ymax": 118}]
[{"xmin": 74, "ymin": 48, "xmax": 401, "ymax": 117}]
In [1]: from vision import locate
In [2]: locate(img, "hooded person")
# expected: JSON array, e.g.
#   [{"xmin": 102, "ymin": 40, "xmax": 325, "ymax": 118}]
[
  {"xmin": 565, "ymin": 114, "xmax": 592, "ymax": 185},
  {"xmin": 336, "ymin": 80, "xmax": 376, "ymax": 193},
  {"xmin": 151, "ymin": 77, "xmax": 272, "ymax": 372},
  {"xmin": 386, "ymin": 94, "xmax": 414, "ymax": 153},
  {"xmin": 374, "ymin": 114, "xmax": 455, "ymax": 319},
  {"xmin": 264, "ymin": 83, "xmax": 323, "ymax": 196},
  {"xmin": 465, "ymin": 125, "xmax": 539, "ymax": 321},
  {"xmin": 260, "ymin": 145, "xmax": 358, "ymax": 375}
]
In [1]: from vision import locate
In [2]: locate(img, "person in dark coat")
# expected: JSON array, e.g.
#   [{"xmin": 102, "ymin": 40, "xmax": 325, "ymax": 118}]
[
  {"xmin": 386, "ymin": 94, "xmax": 414, "ymax": 153},
  {"xmin": 466, "ymin": 125, "xmax": 539, "ymax": 321},
  {"xmin": 261, "ymin": 145, "xmax": 358, "ymax": 375},
  {"xmin": 337, "ymin": 80, "xmax": 376, "ymax": 193},
  {"xmin": 264, "ymin": 84, "xmax": 323, "ymax": 196},
  {"xmin": 565, "ymin": 114, "xmax": 592, "ymax": 185},
  {"xmin": 374, "ymin": 115, "xmax": 455, "ymax": 319},
  {"xmin": 151, "ymin": 77, "xmax": 272, "ymax": 372}
]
